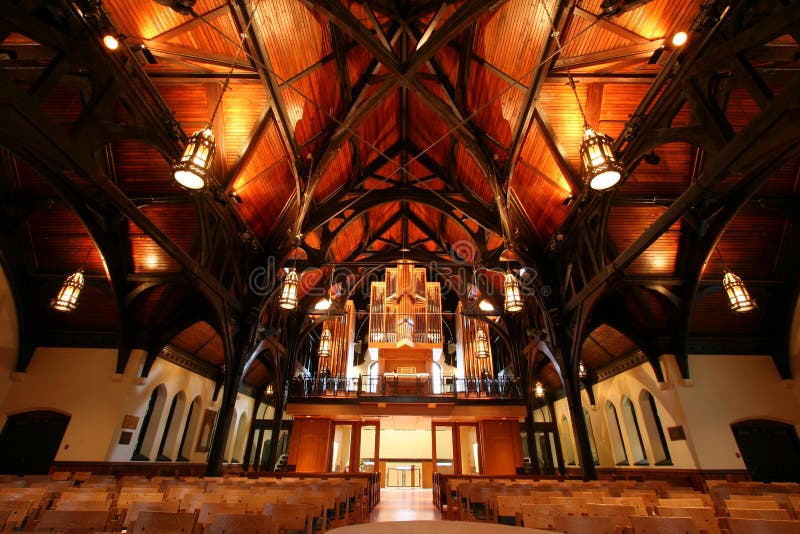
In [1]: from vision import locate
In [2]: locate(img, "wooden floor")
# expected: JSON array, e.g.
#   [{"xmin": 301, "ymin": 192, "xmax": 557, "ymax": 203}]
[{"xmin": 370, "ymin": 488, "xmax": 441, "ymax": 522}]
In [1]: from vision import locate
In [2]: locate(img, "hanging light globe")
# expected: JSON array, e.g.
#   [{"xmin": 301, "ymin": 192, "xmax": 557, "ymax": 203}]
[
  {"xmin": 580, "ymin": 127, "xmax": 622, "ymax": 191},
  {"xmin": 504, "ymin": 272, "xmax": 523, "ymax": 313},
  {"xmin": 318, "ymin": 328, "xmax": 333, "ymax": 359},
  {"xmin": 278, "ymin": 268, "xmax": 299, "ymax": 310},
  {"xmin": 475, "ymin": 329, "xmax": 490, "ymax": 359},
  {"xmin": 534, "ymin": 381, "xmax": 545, "ymax": 399},
  {"xmin": 173, "ymin": 127, "xmax": 216, "ymax": 190},
  {"xmin": 50, "ymin": 269, "xmax": 85, "ymax": 312},
  {"xmin": 723, "ymin": 269, "xmax": 756, "ymax": 312}
]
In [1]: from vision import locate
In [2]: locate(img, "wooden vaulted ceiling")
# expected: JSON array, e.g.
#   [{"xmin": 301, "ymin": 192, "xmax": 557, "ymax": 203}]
[{"xmin": 1, "ymin": 0, "xmax": 798, "ymax": 391}]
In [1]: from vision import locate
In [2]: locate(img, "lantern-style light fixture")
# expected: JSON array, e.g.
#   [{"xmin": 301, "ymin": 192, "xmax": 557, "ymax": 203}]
[
  {"xmin": 171, "ymin": 36, "xmax": 246, "ymax": 189},
  {"xmin": 504, "ymin": 271, "xmax": 523, "ymax": 313},
  {"xmin": 580, "ymin": 127, "xmax": 623, "ymax": 190},
  {"xmin": 723, "ymin": 269, "xmax": 756, "ymax": 312},
  {"xmin": 534, "ymin": 381, "xmax": 545, "ymax": 399},
  {"xmin": 173, "ymin": 128, "xmax": 216, "ymax": 190},
  {"xmin": 579, "ymin": 361, "xmax": 588, "ymax": 379},
  {"xmin": 475, "ymin": 329, "xmax": 490, "ymax": 359},
  {"xmin": 318, "ymin": 328, "xmax": 333, "ymax": 359},
  {"xmin": 50, "ymin": 269, "xmax": 85, "ymax": 312},
  {"xmin": 278, "ymin": 268, "xmax": 299, "ymax": 310},
  {"xmin": 561, "ymin": 48, "xmax": 623, "ymax": 190}
]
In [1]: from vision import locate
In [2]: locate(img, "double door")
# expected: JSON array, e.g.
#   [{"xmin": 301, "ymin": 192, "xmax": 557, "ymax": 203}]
[
  {"xmin": 329, "ymin": 421, "xmax": 380, "ymax": 473},
  {"xmin": 431, "ymin": 422, "xmax": 481, "ymax": 475}
]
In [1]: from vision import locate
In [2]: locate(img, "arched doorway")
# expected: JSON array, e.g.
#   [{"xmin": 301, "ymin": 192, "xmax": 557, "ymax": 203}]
[
  {"xmin": 0, "ymin": 410, "xmax": 70, "ymax": 474},
  {"xmin": 731, "ymin": 419, "xmax": 800, "ymax": 482}
]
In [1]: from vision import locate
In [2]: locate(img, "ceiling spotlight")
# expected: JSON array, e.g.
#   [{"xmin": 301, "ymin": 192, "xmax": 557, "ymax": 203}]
[
  {"xmin": 562, "ymin": 194, "xmax": 575, "ymax": 206},
  {"xmin": 230, "ymin": 191, "xmax": 243, "ymax": 204},
  {"xmin": 643, "ymin": 151, "xmax": 660, "ymax": 165},
  {"xmin": 672, "ymin": 31, "xmax": 688, "ymax": 47},
  {"xmin": 103, "ymin": 34, "xmax": 120, "ymax": 50}
]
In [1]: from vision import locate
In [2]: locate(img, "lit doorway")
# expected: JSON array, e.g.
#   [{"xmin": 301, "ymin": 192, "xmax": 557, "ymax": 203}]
[
  {"xmin": 431, "ymin": 422, "xmax": 481, "ymax": 475},
  {"xmin": 329, "ymin": 420, "xmax": 381, "ymax": 474}
]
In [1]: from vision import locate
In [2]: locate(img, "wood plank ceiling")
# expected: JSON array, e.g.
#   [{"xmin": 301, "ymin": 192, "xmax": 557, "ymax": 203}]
[{"xmin": 1, "ymin": 0, "xmax": 797, "ymax": 391}]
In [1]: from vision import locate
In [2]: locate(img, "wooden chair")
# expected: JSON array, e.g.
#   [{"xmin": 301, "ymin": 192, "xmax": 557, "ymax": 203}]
[
  {"xmin": 728, "ymin": 508, "xmax": 792, "ymax": 520},
  {"xmin": 53, "ymin": 500, "xmax": 112, "ymax": 511},
  {"xmin": 728, "ymin": 518, "xmax": 800, "ymax": 533},
  {"xmin": 554, "ymin": 514, "xmax": 615, "ymax": 534},
  {"xmin": 586, "ymin": 503, "xmax": 638, "ymax": 532},
  {"xmin": 494, "ymin": 495, "xmax": 535, "ymax": 526},
  {"xmin": 207, "ymin": 513, "xmax": 271, "ymax": 534},
  {"xmin": 33, "ymin": 510, "xmax": 110, "ymax": 533},
  {"xmin": 520, "ymin": 503, "xmax": 567, "ymax": 530},
  {"xmin": 788, "ymin": 495, "xmax": 800, "ymax": 519},
  {"xmin": 549, "ymin": 496, "xmax": 592, "ymax": 516},
  {"xmin": 165, "ymin": 486, "xmax": 205, "ymax": 503},
  {"xmin": 729, "ymin": 495, "xmax": 777, "ymax": 502},
  {"xmin": 726, "ymin": 500, "xmax": 781, "ymax": 510},
  {"xmin": 667, "ymin": 492, "xmax": 714, "ymax": 509},
  {"xmin": 657, "ymin": 498, "xmax": 706, "ymax": 508},
  {"xmin": 197, "ymin": 502, "xmax": 248, "ymax": 530},
  {"xmin": 656, "ymin": 506, "xmax": 720, "ymax": 534},
  {"xmin": 183, "ymin": 492, "xmax": 225, "ymax": 512},
  {"xmin": 117, "ymin": 492, "xmax": 165, "ymax": 508},
  {"xmin": 622, "ymin": 490, "xmax": 660, "ymax": 509},
  {"xmin": 602, "ymin": 496, "xmax": 648, "ymax": 515},
  {"xmin": 130, "ymin": 510, "xmax": 196, "ymax": 534},
  {"xmin": 631, "ymin": 515, "xmax": 699, "ymax": 533},
  {"xmin": 0, "ymin": 509, "xmax": 11, "ymax": 531},
  {"xmin": 242, "ymin": 494, "xmax": 285, "ymax": 511},
  {"xmin": 283, "ymin": 496, "xmax": 327, "ymax": 532},
  {"xmin": 261, "ymin": 504, "xmax": 313, "ymax": 534},
  {"xmin": 122, "ymin": 500, "xmax": 180, "ymax": 529},
  {"xmin": 0, "ymin": 499, "xmax": 34, "ymax": 529}
]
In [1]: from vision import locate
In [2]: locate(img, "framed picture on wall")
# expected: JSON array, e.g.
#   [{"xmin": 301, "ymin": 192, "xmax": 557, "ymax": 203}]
[{"xmin": 196, "ymin": 409, "xmax": 218, "ymax": 453}]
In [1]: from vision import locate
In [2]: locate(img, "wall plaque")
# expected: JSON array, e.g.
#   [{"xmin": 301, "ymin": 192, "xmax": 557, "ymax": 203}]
[
  {"xmin": 121, "ymin": 414, "xmax": 139, "ymax": 429},
  {"xmin": 118, "ymin": 431, "xmax": 133, "ymax": 445},
  {"xmin": 668, "ymin": 426, "xmax": 686, "ymax": 441}
]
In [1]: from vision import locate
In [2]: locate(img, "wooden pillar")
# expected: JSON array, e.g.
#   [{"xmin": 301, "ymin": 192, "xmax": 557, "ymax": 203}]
[
  {"xmin": 547, "ymin": 402, "xmax": 566, "ymax": 476},
  {"xmin": 241, "ymin": 397, "xmax": 260, "ymax": 472},
  {"xmin": 564, "ymin": 375, "xmax": 597, "ymax": 481},
  {"xmin": 206, "ymin": 369, "xmax": 243, "ymax": 476},
  {"xmin": 525, "ymin": 402, "xmax": 540, "ymax": 475}
]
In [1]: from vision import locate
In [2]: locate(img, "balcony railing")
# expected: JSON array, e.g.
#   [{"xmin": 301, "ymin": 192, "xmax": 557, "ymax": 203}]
[{"xmin": 287, "ymin": 375, "xmax": 524, "ymax": 401}]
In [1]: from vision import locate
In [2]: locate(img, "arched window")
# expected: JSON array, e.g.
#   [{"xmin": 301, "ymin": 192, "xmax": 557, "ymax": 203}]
[
  {"xmin": 367, "ymin": 361, "xmax": 379, "ymax": 393},
  {"xmin": 621, "ymin": 396, "xmax": 648, "ymax": 465},
  {"xmin": 584, "ymin": 409, "xmax": 600, "ymax": 465},
  {"xmin": 432, "ymin": 362, "xmax": 442, "ymax": 394},
  {"xmin": 605, "ymin": 401, "xmax": 628, "ymax": 466},
  {"xmin": 157, "ymin": 392, "xmax": 186, "ymax": 461},
  {"xmin": 132, "ymin": 384, "xmax": 167, "ymax": 461},
  {"xmin": 639, "ymin": 390, "xmax": 671, "ymax": 465},
  {"xmin": 177, "ymin": 396, "xmax": 202, "ymax": 461},
  {"xmin": 559, "ymin": 415, "xmax": 576, "ymax": 465}
]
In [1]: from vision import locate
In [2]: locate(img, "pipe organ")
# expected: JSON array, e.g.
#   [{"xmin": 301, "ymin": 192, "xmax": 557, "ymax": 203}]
[{"xmin": 368, "ymin": 261, "xmax": 442, "ymax": 349}]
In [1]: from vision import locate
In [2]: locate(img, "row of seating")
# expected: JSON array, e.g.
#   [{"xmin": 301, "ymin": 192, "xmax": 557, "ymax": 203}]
[
  {"xmin": 444, "ymin": 479, "xmax": 800, "ymax": 533},
  {"xmin": 0, "ymin": 472, "xmax": 374, "ymax": 534}
]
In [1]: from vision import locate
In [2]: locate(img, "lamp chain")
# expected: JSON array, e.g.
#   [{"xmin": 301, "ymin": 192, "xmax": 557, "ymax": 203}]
[
  {"xmin": 208, "ymin": 34, "xmax": 247, "ymax": 125},
  {"xmin": 541, "ymin": 0, "xmax": 588, "ymax": 127}
]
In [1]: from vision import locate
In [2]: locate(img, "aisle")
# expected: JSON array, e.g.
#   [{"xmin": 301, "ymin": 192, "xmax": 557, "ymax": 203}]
[{"xmin": 370, "ymin": 488, "xmax": 442, "ymax": 522}]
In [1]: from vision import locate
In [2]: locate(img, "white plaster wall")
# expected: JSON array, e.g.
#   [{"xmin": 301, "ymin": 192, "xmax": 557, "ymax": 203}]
[
  {"xmin": 551, "ymin": 359, "xmax": 697, "ymax": 470},
  {"xmin": 0, "ymin": 265, "xmax": 18, "ymax": 408},
  {"xmin": 379, "ymin": 429, "xmax": 432, "ymax": 458},
  {"xmin": 0, "ymin": 343, "xmax": 254, "ymax": 463},
  {"xmin": 790, "ymin": 295, "xmax": 800, "ymax": 407},
  {"xmin": 670, "ymin": 354, "xmax": 800, "ymax": 470}
]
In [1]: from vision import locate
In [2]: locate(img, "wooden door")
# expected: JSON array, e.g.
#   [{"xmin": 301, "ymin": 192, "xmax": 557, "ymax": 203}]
[{"xmin": 0, "ymin": 410, "xmax": 70, "ymax": 474}]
